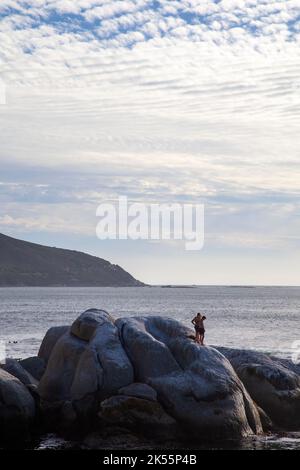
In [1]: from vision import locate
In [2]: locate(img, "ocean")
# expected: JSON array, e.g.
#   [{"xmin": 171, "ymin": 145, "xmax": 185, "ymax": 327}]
[
  {"xmin": 1, "ymin": 285, "xmax": 299, "ymax": 450},
  {"xmin": 1, "ymin": 285, "xmax": 299, "ymax": 360}
]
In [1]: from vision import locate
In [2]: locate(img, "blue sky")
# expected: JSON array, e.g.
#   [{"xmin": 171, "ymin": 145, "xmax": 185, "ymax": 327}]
[{"xmin": 0, "ymin": 0, "xmax": 299, "ymax": 284}]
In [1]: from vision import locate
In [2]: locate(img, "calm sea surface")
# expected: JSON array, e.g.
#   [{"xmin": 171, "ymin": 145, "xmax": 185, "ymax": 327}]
[
  {"xmin": 1, "ymin": 286, "xmax": 299, "ymax": 451},
  {"xmin": 0, "ymin": 286, "xmax": 299, "ymax": 360}
]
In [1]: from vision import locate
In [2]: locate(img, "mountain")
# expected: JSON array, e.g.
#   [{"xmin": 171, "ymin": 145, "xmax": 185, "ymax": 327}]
[{"xmin": 0, "ymin": 233, "xmax": 144, "ymax": 287}]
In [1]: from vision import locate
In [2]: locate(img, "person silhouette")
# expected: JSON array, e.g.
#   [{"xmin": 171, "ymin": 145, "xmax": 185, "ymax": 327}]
[{"xmin": 191, "ymin": 313, "xmax": 206, "ymax": 345}]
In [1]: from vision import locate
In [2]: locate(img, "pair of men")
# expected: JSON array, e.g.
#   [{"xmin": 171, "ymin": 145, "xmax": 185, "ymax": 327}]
[{"xmin": 192, "ymin": 313, "xmax": 206, "ymax": 345}]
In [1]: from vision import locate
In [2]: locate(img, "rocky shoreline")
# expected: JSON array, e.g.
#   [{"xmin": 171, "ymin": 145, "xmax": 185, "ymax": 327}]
[{"xmin": 1, "ymin": 309, "xmax": 299, "ymax": 449}]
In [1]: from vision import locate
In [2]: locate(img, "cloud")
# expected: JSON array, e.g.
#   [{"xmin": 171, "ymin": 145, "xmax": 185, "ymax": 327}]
[
  {"xmin": 0, "ymin": 0, "xmax": 299, "ymax": 283},
  {"xmin": 84, "ymin": 1, "xmax": 148, "ymax": 22}
]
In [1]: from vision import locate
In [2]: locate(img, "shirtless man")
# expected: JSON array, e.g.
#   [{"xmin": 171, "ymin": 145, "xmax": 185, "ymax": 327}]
[{"xmin": 192, "ymin": 313, "xmax": 206, "ymax": 345}]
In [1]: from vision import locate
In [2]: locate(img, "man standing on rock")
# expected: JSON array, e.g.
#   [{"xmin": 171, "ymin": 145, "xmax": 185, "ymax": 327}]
[{"xmin": 192, "ymin": 313, "xmax": 206, "ymax": 345}]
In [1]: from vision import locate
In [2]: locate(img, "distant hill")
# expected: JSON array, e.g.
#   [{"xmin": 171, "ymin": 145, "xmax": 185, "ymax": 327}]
[{"xmin": 0, "ymin": 233, "xmax": 144, "ymax": 287}]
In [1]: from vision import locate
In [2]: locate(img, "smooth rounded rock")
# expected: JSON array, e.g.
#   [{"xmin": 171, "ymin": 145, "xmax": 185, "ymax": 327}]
[
  {"xmin": 71, "ymin": 308, "xmax": 114, "ymax": 341},
  {"xmin": 217, "ymin": 347, "xmax": 300, "ymax": 430},
  {"xmin": 2, "ymin": 358, "xmax": 38, "ymax": 387},
  {"xmin": 20, "ymin": 356, "xmax": 46, "ymax": 381},
  {"xmin": 38, "ymin": 325, "xmax": 69, "ymax": 363},
  {"xmin": 99, "ymin": 395, "xmax": 179, "ymax": 439},
  {"xmin": 0, "ymin": 368, "xmax": 35, "ymax": 441},
  {"xmin": 119, "ymin": 383, "xmax": 157, "ymax": 402},
  {"xmin": 116, "ymin": 316, "xmax": 262, "ymax": 439},
  {"xmin": 38, "ymin": 309, "xmax": 134, "ymax": 425}
]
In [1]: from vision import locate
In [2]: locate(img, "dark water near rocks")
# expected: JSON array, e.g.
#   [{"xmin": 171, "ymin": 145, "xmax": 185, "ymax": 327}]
[
  {"xmin": 0, "ymin": 286, "xmax": 299, "ymax": 450},
  {"xmin": 34, "ymin": 432, "xmax": 300, "ymax": 451}
]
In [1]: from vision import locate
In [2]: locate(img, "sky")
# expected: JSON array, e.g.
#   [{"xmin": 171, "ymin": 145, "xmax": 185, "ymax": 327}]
[{"xmin": 0, "ymin": 0, "xmax": 299, "ymax": 285}]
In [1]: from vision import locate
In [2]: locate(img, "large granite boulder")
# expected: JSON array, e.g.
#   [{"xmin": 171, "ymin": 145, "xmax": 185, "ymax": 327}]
[
  {"xmin": 38, "ymin": 325, "xmax": 69, "ymax": 363},
  {"xmin": 20, "ymin": 356, "xmax": 46, "ymax": 381},
  {"xmin": 2, "ymin": 358, "xmax": 38, "ymax": 387},
  {"xmin": 99, "ymin": 395, "xmax": 179, "ymax": 439},
  {"xmin": 40, "ymin": 309, "xmax": 300, "ymax": 439},
  {"xmin": 271, "ymin": 356, "xmax": 300, "ymax": 376},
  {"xmin": 116, "ymin": 316, "xmax": 262, "ymax": 439},
  {"xmin": 217, "ymin": 347, "xmax": 300, "ymax": 430},
  {"xmin": 0, "ymin": 368, "xmax": 35, "ymax": 441},
  {"xmin": 119, "ymin": 383, "xmax": 158, "ymax": 402},
  {"xmin": 38, "ymin": 309, "xmax": 134, "ymax": 426}
]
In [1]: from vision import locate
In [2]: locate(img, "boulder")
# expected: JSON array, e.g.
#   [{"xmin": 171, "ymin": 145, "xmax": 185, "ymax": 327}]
[
  {"xmin": 38, "ymin": 325, "xmax": 69, "ymax": 363},
  {"xmin": 99, "ymin": 395, "xmax": 179, "ymax": 439},
  {"xmin": 38, "ymin": 309, "xmax": 134, "ymax": 425},
  {"xmin": 271, "ymin": 356, "xmax": 300, "ymax": 377},
  {"xmin": 119, "ymin": 383, "xmax": 157, "ymax": 402},
  {"xmin": 0, "ymin": 368, "xmax": 35, "ymax": 441},
  {"xmin": 217, "ymin": 347, "xmax": 300, "ymax": 430},
  {"xmin": 20, "ymin": 356, "xmax": 46, "ymax": 381},
  {"xmin": 257, "ymin": 405, "xmax": 274, "ymax": 432},
  {"xmin": 71, "ymin": 309, "xmax": 114, "ymax": 341},
  {"xmin": 116, "ymin": 316, "xmax": 262, "ymax": 439},
  {"xmin": 38, "ymin": 332, "xmax": 87, "ymax": 403},
  {"xmin": 2, "ymin": 358, "xmax": 38, "ymax": 387}
]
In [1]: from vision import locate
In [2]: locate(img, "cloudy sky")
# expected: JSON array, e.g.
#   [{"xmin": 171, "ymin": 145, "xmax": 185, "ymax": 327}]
[{"xmin": 0, "ymin": 0, "xmax": 299, "ymax": 285}]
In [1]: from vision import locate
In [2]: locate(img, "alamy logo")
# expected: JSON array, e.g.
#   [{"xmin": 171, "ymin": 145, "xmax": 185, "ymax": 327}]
[{"xmin": 96, "ymin": 196, "xmax": 204, "ymax": 251}]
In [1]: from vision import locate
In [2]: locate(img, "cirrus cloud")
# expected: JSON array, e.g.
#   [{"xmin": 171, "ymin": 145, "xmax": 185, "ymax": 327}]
[{"xmin": 0, "ymin": 0, "xmax": 299, "ymax": 284}]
